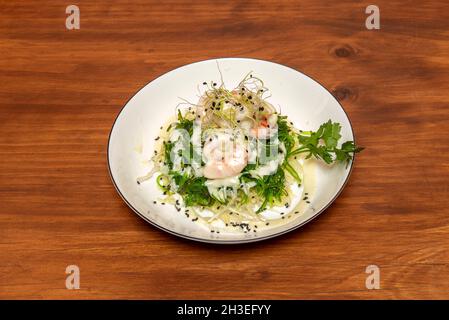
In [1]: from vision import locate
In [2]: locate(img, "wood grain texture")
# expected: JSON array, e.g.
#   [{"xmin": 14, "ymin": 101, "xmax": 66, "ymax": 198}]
[{"xmin": 1, "ymin": 0, "xmax": 448, "ymax": 299}]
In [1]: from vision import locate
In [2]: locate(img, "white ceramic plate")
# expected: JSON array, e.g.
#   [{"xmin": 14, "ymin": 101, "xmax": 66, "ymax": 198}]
[{"xmin": 108, "ymin": 58, "xmax": 356, "ymax": 244}]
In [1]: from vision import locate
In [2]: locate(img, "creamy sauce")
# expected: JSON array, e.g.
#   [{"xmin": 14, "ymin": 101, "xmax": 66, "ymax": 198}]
[
  {"xmin": 205, "ymin": 176, "xmax": 239, "ymax": 193},
  {"xmin": 249, "ymin": 154, "xmax": 284, "ymax": 178}
]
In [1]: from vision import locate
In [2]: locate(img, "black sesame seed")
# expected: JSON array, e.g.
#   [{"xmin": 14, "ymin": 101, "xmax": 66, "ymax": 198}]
[{"xmin": 203, "ymin": 82, "xmax": 207, "ymax": 85}]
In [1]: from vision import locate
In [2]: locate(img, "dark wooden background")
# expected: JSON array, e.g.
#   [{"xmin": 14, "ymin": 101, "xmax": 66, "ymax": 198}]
[{"xmin": 1, "ymin": 0, "xmax": 448, "ymax": 299}]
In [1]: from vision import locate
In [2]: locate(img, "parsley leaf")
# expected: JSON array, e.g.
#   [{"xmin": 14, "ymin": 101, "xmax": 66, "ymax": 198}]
[
  {"xmin": 322, "ymin": 120, "xmax": 341, "ymax": 149},
  {"xmin": 289, "ymin": 120, "xmax": 363, "ymax": 165},
  {"xmin": 335, "ymin": 141, "xmax": 364, "ymax": 163}
]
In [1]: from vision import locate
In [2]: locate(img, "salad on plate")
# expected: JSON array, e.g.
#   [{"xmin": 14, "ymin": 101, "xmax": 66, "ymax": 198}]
[{"xmin": 138, "ymin": 73, "xmax": 363, "ymax": 232}]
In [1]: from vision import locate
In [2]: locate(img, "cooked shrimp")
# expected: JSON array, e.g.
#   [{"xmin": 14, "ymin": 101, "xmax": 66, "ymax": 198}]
[
  {"xmin": 249, "ymin": 113, "xmax": 278, "ymax": 139},
  {"xmin": 202, "ymin": 131, "xmax": 248, "ymax": 179}
]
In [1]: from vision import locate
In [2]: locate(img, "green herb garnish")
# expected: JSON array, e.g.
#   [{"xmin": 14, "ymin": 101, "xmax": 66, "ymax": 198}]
[
  {"xmin": 255, "ymin": 168, "xmax": 287, "ymax": 213},
  {"xmin": 171, "ymin": 173, "xmax": 214, "ymax": 207},
  {"xmin": 277, "ymin": 115, "xmax": 295, "ymax": 154},
  {"xmin": 175, "ymin": 110, "xmax": 193, "ymax": 136},
  {"xmin": 288, "ymin": 120, "xmax": 363, "ymax": 166},
  {"xmin": 163, "ymin": 141, "xmax": 174, "ymax": 169}
]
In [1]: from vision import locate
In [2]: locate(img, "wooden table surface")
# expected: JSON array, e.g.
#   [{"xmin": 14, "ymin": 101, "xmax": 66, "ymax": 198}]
[{"xmin": 1, "ymin": 0, "xmax": 448, "ymax": 299}]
